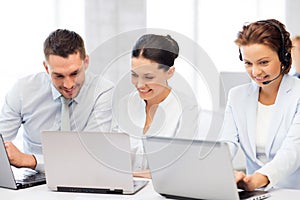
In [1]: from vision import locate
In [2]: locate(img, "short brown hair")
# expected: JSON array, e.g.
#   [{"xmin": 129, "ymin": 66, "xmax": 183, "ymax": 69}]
[
  {"xmin": 235, "ymin": 19, "xmax": 292, "ymax": 74},
  {"xmin": 43, "ymin": 29, "xmax": 86, "ymax": 61}
]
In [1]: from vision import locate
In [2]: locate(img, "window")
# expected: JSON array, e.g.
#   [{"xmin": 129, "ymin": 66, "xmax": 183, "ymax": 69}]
[
  {"xmin": 147, "ymin": 0, "xmax": 285, "ymax": 109},
  {"xmin": 0, "ymin": 0, "xmax": 84, "ymax": 146}
]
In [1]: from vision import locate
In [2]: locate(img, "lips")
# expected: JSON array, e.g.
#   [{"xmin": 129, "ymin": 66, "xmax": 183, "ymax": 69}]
[
  {"xmin": 64, "ymin": 88, "xmax": 74, "ymax": 93},
  {"xmin": 62, "ymin": 87, "xmax": 77, "ymax": 97},
  {"xmin": 138, "ymin": 89, "xmax": 152, "ymax": 95},
  {"xmin": 254, "ymin": 75, "xmax": 269, "ymax": 83}
]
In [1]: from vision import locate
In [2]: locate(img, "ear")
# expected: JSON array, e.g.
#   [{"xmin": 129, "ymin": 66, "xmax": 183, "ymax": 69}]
[
  {"xmin": 166, "ymin": 66, "xmax": 175, "ymax": 79},
  {"xmin": 84, "ymin": 55, "xmax": 89, "ymax": 70},
  {"xmin": 43, "ymin": 61, "xmax": 50, "ymax": 74}
]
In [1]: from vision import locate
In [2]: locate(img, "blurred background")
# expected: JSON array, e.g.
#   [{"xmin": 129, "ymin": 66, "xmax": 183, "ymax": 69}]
[
  {"xmin": 1, "ymin": 0, "xmax": 299, "ymax": 109},
  {"xmin": 2, "ymin": 0, "xmax": 299, "ymax": 170}
]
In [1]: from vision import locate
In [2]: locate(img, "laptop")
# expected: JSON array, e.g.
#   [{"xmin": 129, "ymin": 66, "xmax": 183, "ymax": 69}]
[
  {"xmin": 41, "ymin": 131, "xmax": 148, "ymax": 194},
  {"xmin": 143, "ymin": 136, "xmax": 270, "ymax": 200},
  {"xmin": 0, "ymin": 134, "xmax": 46, "ymax": 190}
]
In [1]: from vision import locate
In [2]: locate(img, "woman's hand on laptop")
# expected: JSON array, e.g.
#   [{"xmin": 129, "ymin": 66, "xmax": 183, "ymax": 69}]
[
  {"xmin": 133, "ymin": 170, "xmax": 151, "ymax": 179},
  {"xmin": 4, "ymin": 141, "xmax": 37, "ymax": 169},
  {"xmin": 235, "ymin": 171, "xmax": 269, "ymax": 191},
  {"xmin": 234, "ymin": 170, "xmax": 246, "ymax": 183}
]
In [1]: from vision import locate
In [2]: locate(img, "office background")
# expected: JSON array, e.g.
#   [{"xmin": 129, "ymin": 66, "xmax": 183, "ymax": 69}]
[
  {"xmin": 1, "ymin": 0, "xmax": 300, "ymax": 154},
  {"xmin": 1, "ymin": 0, "xmax": 300, "ymax": 108}
]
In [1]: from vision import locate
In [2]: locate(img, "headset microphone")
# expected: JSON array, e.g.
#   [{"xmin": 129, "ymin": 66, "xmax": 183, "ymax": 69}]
[{"xmin": 262, "ymin": 66, "xmax": 285, "ymax": 85}]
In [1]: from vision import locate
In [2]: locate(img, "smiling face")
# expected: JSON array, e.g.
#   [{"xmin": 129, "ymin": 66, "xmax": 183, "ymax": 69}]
[
  {"xmin": 240, "ymin": 43, "xmax": 283, "ymax": 88},
  {"xmin": 131, "ymin": 57, "xmax": 174, "ymax": 104},
  {"xmin": 43, "ymin": 52, "xmax": 89, "ymax": 99}
]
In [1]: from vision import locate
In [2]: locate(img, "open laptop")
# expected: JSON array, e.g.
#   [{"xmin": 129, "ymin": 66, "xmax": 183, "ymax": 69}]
[
  {"xmin": 0, "ymin": 134, "xmax": 46, "ymax": 190},
  {"xmin": 41, "ymin": 131, "xmax": 148, "ymax": 194},
  {"xmin": 143, "ymin": 136, "xmax": 270, "ymax": 200}
]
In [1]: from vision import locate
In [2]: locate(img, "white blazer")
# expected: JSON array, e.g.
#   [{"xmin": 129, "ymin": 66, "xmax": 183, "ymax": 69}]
[{"xmin": 220, "ymin": 74, "xmax": 300, "ymax": 189}]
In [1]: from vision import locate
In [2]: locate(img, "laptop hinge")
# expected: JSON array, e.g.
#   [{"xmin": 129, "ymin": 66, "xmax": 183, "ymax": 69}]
[{"xmin": 57, "ymin": 186, "xmax": 123, "ymax": 194}]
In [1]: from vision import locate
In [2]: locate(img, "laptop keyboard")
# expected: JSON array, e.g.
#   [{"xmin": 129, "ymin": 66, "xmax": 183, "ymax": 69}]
[
  {"xmin": 16, "ymin": 172, "xmax": 45, "ymax": 182},
  {"xmin": 13, "ymin": 167, "xmax": 45, "ymax": 183}
]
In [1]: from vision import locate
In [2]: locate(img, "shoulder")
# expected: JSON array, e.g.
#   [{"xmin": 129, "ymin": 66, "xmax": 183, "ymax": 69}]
[
  {"xmin": 84, "ymin": 71, "xmax": 115, "ymax": 93},
  {"xmin": 282, "ymin": 75, "xmax": 300, "ymax": 99},
  {"xmin": 11, "ymin": 72, "xmax": 50, "ymax": 91},
  {"xmin": 16, "ymin": 72, "xmax": 49, "ymax": 84},
  {"xmin": 289, "ymin": 75, "xmax": 300, "ymax": 89},
  {"xmin": 279, "ymin": 74, "xmax": 300, "ymax": 92},
  {"xmin": 225, "ymin": 82, "xmax": 258, "ymax": 108},
  {"xmin": 168, "ymin": 89, "xmax": 199, "ymax": 108},
  {"xmin": 228, "ymin": 82, "xmax": 255, "ymax": 97},
  {"xmin": 159, "ymin": 90, "xmax": 199, "ymax": 118}
]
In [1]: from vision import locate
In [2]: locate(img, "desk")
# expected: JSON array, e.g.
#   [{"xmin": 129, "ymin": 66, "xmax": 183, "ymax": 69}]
[{"xmin": 1, "ymin": 181, "xmax": 300, "ymax": 200}]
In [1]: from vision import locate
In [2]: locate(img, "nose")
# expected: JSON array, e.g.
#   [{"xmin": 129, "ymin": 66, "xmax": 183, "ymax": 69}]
[
  {"xmin": 63, "ymin": 76, "xmax": 75, "ymax": 89},
  {"xmin": 252, "ymin": 64, "xmax": 262, "ymax": 76},
  {"xmin": 135, "ymin": 78, "xmax": 146, "ymax": 89}
]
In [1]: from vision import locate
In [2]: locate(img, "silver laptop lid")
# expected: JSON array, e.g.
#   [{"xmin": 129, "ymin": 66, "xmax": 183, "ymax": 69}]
[
  {"xmin": 41, "ymin": 131, "xmax": 135, "ymax": 194},
  {"xmin": 143, "ymin": 136, "xmax": 239, "ymax": 200},
  {"xmin": 0, "ymin": 134, "xmax": 18, "ymax": 189}
]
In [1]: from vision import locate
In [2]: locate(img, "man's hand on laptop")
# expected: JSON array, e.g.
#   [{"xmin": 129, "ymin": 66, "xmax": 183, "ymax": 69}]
[
  {"xmin": 4, "ymin": 141, "xmax": 37, "ymax": 169},
  {"xmin": 235, "ymin": 170, "xmax": 269, "ymax": 191}
]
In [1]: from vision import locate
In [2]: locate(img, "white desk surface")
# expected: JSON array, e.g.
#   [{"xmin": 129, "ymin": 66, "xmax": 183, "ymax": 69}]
[{"xmin": 1, "ymin": 180, "xmax": 300, "ymax": 200}]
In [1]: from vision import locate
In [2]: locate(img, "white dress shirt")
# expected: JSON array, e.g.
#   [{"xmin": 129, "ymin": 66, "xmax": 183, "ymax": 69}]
[
  {"xmin": 256, "ymin": 102, "xmax": 274, "ymax": 164},
  {"xmin": 0, "ymin": 71, "xmax": 114, "ymax": 171},
  {"xmin": 113, "ymin": 90, "xmax": 200, "ymax": 171}
]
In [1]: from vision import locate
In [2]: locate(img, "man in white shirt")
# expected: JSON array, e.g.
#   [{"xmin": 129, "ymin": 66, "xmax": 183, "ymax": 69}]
[{"xmin": 0, "ymin": 29, "xmax": 114, "ymax": 172}]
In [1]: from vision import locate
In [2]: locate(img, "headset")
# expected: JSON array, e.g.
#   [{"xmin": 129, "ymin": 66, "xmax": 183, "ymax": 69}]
[{"xmin": 239, "ymin": 20, "xmax": 291, "ymax": 71}]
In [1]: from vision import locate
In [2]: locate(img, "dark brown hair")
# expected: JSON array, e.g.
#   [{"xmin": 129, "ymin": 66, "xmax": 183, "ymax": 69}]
[
  {"xmin": 132, "ymin": 34, "xmax": 179, "ymax": 71},
  {"xmin": 43, "ymin": 29, "xmax": 86, "ymax": 61}
]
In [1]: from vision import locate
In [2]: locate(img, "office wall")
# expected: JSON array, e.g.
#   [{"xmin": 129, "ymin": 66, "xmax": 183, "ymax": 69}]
[
  {"xmin": 83, "ymin": 0, "xmax": 146, "ymax": 88},
  {"xmin": 84, "ymin": 0, "xmax": 146, "ymax": 53},
  {"xmin": 286, "ymin": 0, "xmax": 300, "ymax": 37}
]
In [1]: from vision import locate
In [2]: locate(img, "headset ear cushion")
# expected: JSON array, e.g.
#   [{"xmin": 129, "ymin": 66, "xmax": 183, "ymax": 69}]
[
  {"xmin": 281, "ymin": 51, "xmax": 291, "ymax": 67},
  {"xmin": 239, "ymin": 49, "xmax": 243, "ymax": 61},
  {"xmin": 285, "ymin": 52, "xmax": 291, "ymax": 64}
]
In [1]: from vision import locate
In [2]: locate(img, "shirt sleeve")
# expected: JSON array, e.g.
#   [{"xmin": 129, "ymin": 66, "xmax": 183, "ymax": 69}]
[
  {"xmin": 0, "ymin": 80, "xmax": 23, "ymax": 141},
  {"xmin": 218, "ymin": 94, "xmax": 239, "ymax": 159},
  {"xmin": 34, "ymin": 154, "xmax": 45, "ymax": 172}
]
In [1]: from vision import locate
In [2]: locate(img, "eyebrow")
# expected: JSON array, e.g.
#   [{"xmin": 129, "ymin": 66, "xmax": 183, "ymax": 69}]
[
  {"xmin": 257, "ymin": 57, "xmax": 271, "ymax": 62},
  {"xmin": 52, "ymin": 72, "xmax": 64, "ymax": 76},
  {"xmin": 144, "ymin": 73, "xmax": 154, "ymax": 76},
  {"xmin": 244, "ymin": 56, "xmax": 270, "ymax": 62},
  {"xmin": 131, "ymin": 71, "xmax": 154, "ymax": 76},
  {"xmin": 52, "ymin": 68, "xmax": 81, "ymax": 76},
  {"xmin": 70, "ymin": 68, "xmax": 81, "ymax": 75}
]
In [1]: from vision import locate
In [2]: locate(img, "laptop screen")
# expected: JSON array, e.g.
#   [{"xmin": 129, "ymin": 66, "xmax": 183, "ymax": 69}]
[
  {"xmin": 41, "ymin": 131, "xmax": 146, "ymax": 194},
  {"xmin": 143, "ymin": 136, "xmax": 269, "ymax": 200}
]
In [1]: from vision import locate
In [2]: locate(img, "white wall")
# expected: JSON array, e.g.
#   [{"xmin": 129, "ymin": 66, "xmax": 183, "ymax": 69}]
[
  {"xmin": 1, "ymin": 0, "xmax": 300, "ymax": 167},
  {"xmin": 286, "ymin": 0, "xmax": 300, "ymax": 37}
]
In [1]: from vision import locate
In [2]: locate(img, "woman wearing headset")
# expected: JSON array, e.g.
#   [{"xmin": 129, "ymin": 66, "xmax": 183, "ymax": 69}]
[{"xmin": 220, "ymin": 19, "xmax": 300, "ymax": 191}]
